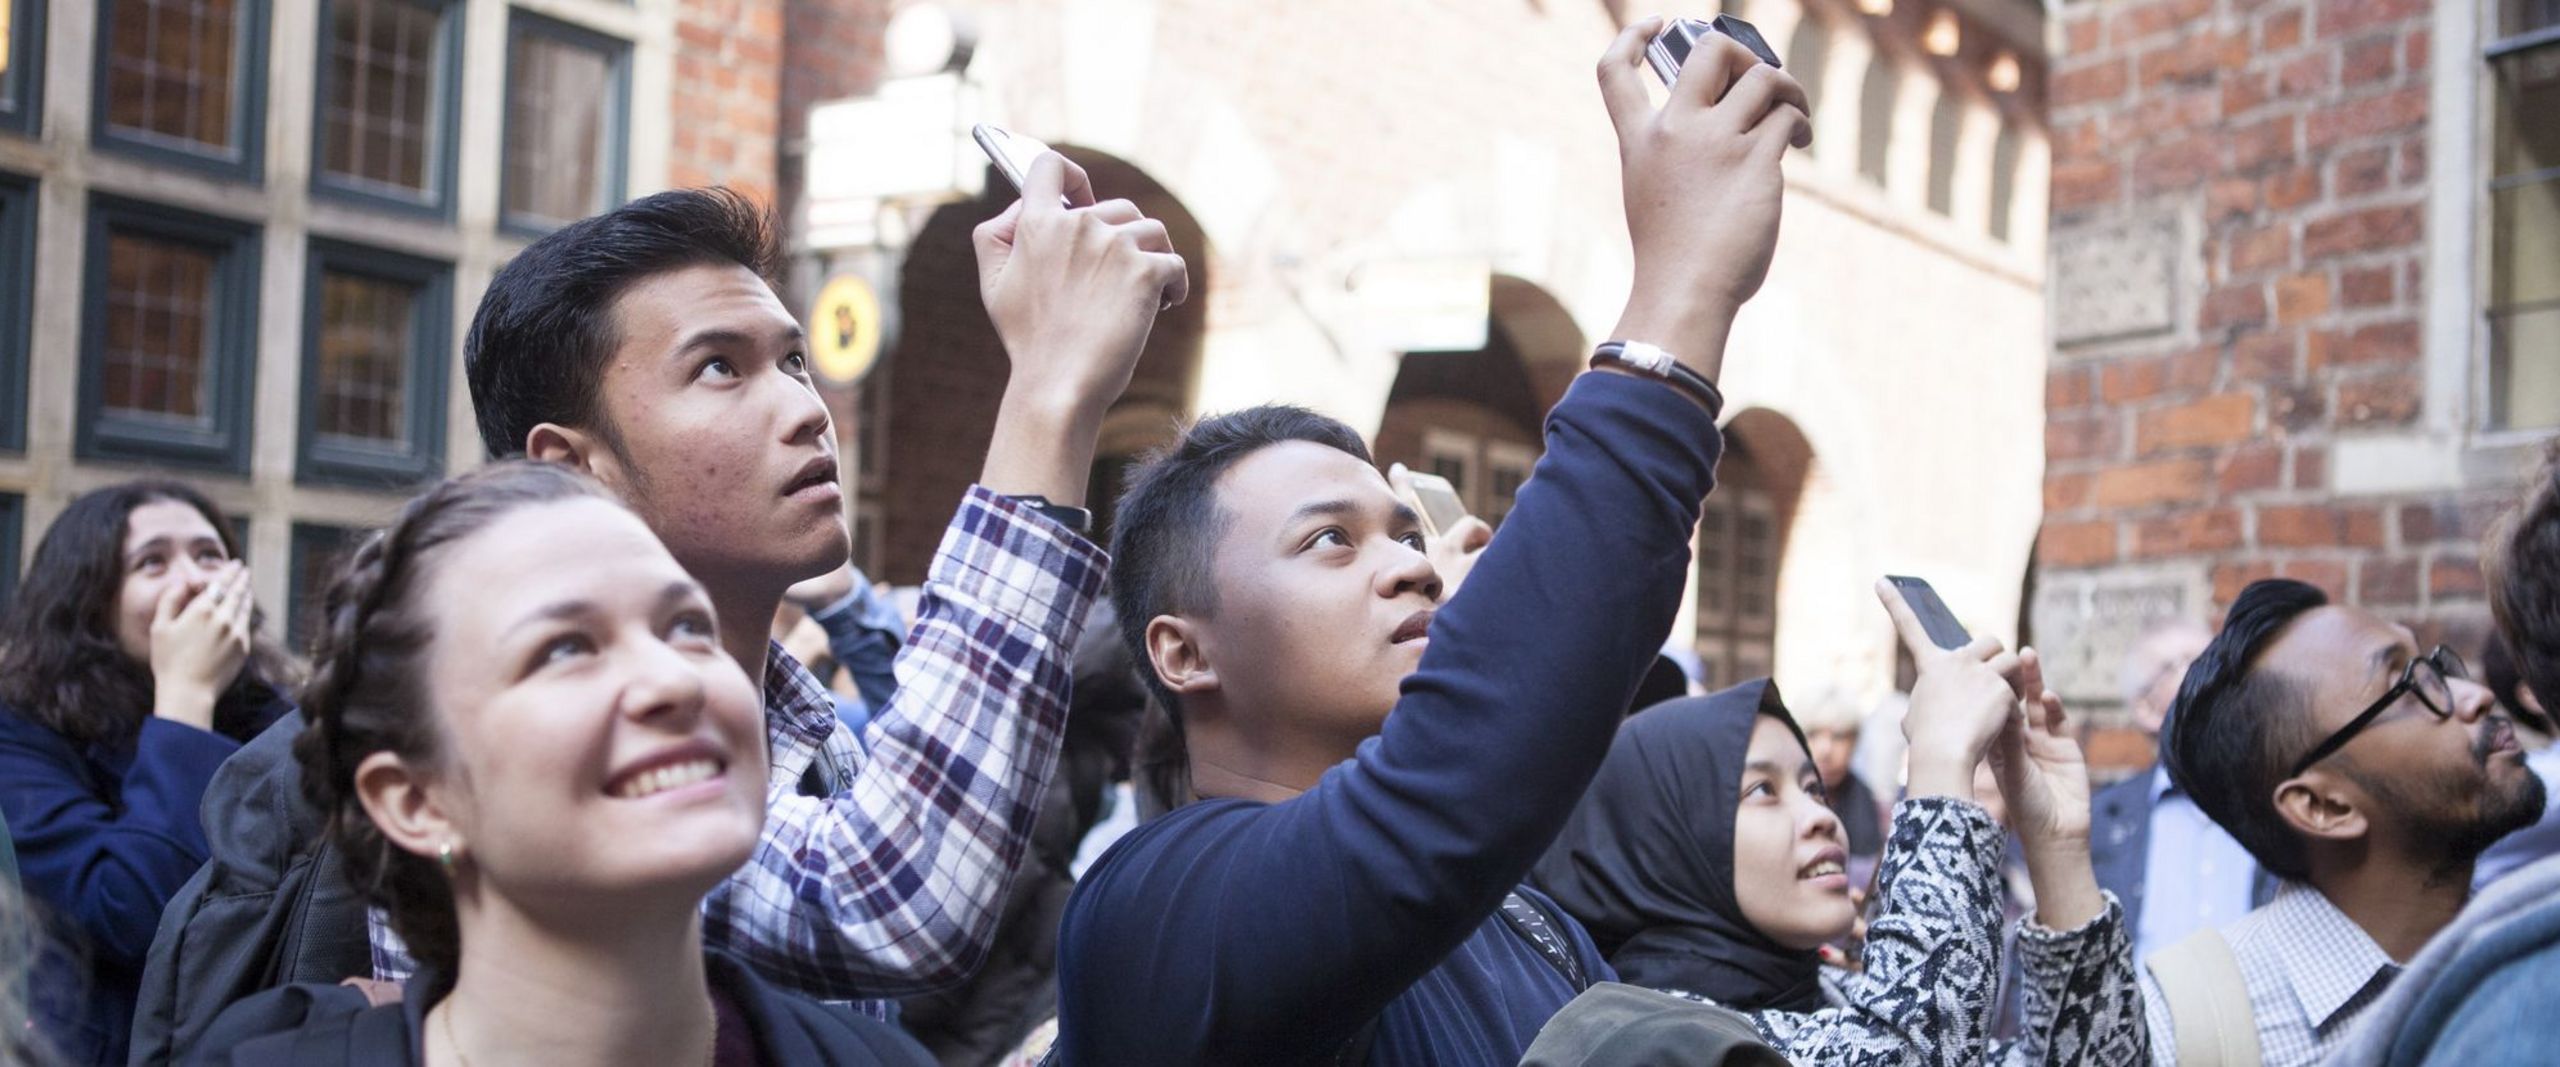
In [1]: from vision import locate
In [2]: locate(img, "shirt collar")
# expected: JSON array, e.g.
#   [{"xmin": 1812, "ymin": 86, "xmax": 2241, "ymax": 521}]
[
  {"xmin": 2263, "ymin": 882, "xmax": 2401, "ymax": 1030},
  {"xmin": 2150, "ymin": 765, "xmax": 2176, "ymax": 802},
  {"xmin": 761, "ymin": 639, "xmax": 841, "ymax": 748}
]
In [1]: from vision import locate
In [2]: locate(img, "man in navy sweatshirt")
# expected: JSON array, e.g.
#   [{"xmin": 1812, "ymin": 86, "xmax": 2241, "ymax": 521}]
[{"xmin": 1051, "ymin": 21, "xmax": 1820, "ymax": 1065}]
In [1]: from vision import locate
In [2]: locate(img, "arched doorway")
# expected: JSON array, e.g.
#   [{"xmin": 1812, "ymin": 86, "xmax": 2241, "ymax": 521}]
[
  {"xmin": 860, "ymin": 149, "xmax": 1208, "ymax": 582},
  {"xmin": 1695, "ymin": 408, "xmax": 1815, "ymax": 690},
  {"xmin": 1370, "ymin": 275, "xmax": 1583, "ymax": 526}
]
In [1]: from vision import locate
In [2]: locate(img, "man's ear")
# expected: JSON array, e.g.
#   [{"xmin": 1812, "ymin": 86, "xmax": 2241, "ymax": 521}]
[
  {"xmin": 2273, "ymin": 772, "xmax": 2369, "ymax": 845},
  {"xmin": 525, "ymin": 423, "xmax": 628, "ymax": 491},
  {"xmin": 1146, "ymin": 614, "xmax": 1219, "ymax": 698},
  {"xmin": 354, "ymin": 750, "xmax": 460, "ymax": 864}
]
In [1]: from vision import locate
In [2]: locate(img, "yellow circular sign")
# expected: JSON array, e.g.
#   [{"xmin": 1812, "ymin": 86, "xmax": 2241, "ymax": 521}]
[{"xmin": 809, "ymin": 274, "xmax": 882, "ymax": 385}]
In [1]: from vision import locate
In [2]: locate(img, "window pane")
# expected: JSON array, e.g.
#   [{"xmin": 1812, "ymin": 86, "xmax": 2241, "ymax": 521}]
[
  {"xmin": 1927, "ymin": 91, "xmax": 1964, "ymax": 215},
  {"xmin": 1989, "ymin": 123, "xmax": 2021, "ymax": 242},
  {"xmin": 101, "ymin": 232, "xmax": 217, "ymax": 428},
  {"xmin": 104, "ymin": 0, "xmax": 241, "ymax": 152},
  {"xmin": 2490, "ymin": 44, "xmax": 2560, "ymax": 431},
  {"xmin": 504, "ymin": 28, "xmax": 613, "ymax": 224},
  {"xmin": 1859, "ymin": 60, "xmax": 1897, "ymax": 186},
  {"xmin": 2503, "ymin": 0, "xmax": 2560, "ymax": 37},
  {"xmin": 325, "ymin": 0, "xmax": 443, "ymax": 194},
  {"xmin": 315, "ymin": 270, "xmax": 417, "ymax": 448},
  {"xmin": 1786, "ymin": 18, "xmax": 1829, "ymax": 158},
  {"xmin": 3, "ymin": 0, "xmax": 17, "ymax": 111},
  {"xmin": 2494, "ymin": 47, "xmax": 2560, "ymax": 183}
]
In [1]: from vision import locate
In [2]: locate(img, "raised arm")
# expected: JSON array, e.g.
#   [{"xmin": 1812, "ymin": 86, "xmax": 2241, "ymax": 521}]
[
  {"xmin": 1059, "ymin": 22, "xmax": 1812, "ymax": 1060},
  {"xmin": 702, "ymin": 152, "xmax": 1184, "ymax": 998}
]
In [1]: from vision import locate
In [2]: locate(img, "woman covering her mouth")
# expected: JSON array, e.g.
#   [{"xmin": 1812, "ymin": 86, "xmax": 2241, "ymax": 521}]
[
  {"xmin": 188, "ymin": 462, "xmax": 931, "ymax": 1066},
  {"xmin": 1529, "ymin": 679, "xmax": 2147, "ymax": 1066}
]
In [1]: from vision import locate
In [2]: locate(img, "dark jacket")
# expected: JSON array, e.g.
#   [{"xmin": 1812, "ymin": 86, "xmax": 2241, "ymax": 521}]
[
  {"xmin": 129, "ymin": 710, "xmax": 373, "ymax": 1066},
  {"xmin": 1054, "ymin": 375, "xmax": 1721, "ymax": 1064},
  {"xmin": 2087, "ymin": 772, "xmax": 2156, "ymax": 939},
  {"xmin": 0, "ymin": 697, "xmax": 287, "ymax": 1065},
  {"xmin": 186, "ymin": 951, "xmax": 937, "ymax": 1066}
]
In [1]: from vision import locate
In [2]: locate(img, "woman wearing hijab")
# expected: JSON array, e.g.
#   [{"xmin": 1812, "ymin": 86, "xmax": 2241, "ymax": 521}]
[{"xmin": 1532, "ymin": 585, "xmax": 2149, "ymax": 1065}]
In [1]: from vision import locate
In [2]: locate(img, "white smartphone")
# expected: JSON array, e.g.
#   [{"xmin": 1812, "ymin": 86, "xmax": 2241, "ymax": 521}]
[
  {"xmin": 1399, "ymin": 472, "xmax": 1472, "ymax": 539},
  {"xmin": 972, "ymin": 123, "xmax": 1074, "ymax": 207}
]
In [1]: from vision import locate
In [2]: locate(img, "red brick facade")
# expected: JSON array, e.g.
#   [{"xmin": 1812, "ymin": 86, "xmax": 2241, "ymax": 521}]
[{"xmin": 2041, "ymin": 0, "xmax": 2516, "ymax": 750}]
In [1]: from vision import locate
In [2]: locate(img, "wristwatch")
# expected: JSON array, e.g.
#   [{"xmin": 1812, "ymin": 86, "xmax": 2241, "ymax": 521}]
[
  {"xmin": 1592, "ymin": 340, "xmax": 1725, "ymax": 413},
  {"xmin": 997, "ymin": 493, "xmax": 1095, "ymax": 535}
]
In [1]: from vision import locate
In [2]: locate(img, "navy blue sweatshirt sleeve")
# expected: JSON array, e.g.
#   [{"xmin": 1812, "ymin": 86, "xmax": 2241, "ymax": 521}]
[
  {"xmin": 0, "ymin": 713, "xmax": 240, "ymax": 969},
  {"xmin": 1057, "ymin": 373, "xmax": 1721, "ymax": 1063}
]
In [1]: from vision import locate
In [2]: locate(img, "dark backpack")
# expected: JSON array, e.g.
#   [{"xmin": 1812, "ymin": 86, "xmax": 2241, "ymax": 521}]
[{"xmin": 129, "ymin": 712, "xmax": 372, "ymax": 1065}]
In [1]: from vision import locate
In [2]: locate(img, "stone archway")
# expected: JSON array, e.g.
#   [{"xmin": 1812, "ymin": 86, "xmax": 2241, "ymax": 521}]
[{"xmin": 862, "ymin": 148, "xmax": 1209, "ymax": 582}]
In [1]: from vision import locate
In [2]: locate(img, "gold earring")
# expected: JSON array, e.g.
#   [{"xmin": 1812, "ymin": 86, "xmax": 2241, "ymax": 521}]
[{"xmin": 438, "ymin": 839, "xmax": 461, "ymax": 875}]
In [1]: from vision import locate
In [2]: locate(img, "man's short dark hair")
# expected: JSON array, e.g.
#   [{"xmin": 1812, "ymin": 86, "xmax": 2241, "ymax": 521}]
[
  {"xmin": 2492, "ymin": 447, "xmax": 2560, "ymax": 719},
  {"xmin": 1109, "ymin": 405, "xmax": 1374, "ymax": 719},
  {"xmin": 464, "ymin": 187, "xmax": 783, "ymax": 458},
  {"xmin": 2162, "ymin": 578, "xmax": 2330, "ymax": 882}
]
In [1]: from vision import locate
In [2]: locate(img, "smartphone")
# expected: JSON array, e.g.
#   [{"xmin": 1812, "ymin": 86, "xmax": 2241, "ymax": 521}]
[
  {"xmin": 971, "ymin": 123, "xmax": 1073, "ymax": 206},
  {"xmin": 1885, "ymin": 575, "xmax": 1973, "ymax": 651},
  {"xmin": 1646, "ymin": 14, "xmax": 1782, "ymax": 87},
  {"xmin": 1399, "ymin": 472, "xmax": 1471, "ymax": 539}
]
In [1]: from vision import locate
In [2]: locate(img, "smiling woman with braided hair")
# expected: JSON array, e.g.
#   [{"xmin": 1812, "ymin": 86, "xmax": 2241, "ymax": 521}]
[{"xmin": 188, "ymin": 461, "xmax": 931, "ymax": 1067}]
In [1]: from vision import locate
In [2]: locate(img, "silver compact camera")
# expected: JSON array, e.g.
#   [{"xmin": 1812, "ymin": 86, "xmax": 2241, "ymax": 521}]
[{"xmin": 1645, "ymin": 14, "xmax": 1782, "ymax": 86}]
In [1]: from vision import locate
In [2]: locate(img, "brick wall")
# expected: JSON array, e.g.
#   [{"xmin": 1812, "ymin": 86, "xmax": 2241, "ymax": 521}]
[
  {"xmin": 670, "ymin": 0, "xmax": 787, "ymax": 201},
  {"xmin": 2042, "ymin": 0, "xmax": 2512, "ymax": 764}
]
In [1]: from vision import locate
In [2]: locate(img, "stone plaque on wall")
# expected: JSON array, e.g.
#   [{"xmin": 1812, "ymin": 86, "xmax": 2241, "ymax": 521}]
[
  {"xmin": 2051, "ymin": 216, "xmax": 2181, "ymax": 347},
  {"xmin": 2033, "ymin": 564, "xmax": 2209, "ymax": 706}
]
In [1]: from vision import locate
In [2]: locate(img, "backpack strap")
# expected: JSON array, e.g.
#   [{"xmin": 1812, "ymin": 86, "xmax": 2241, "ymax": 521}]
[
  {"xmin": 1500, "ymin": 891, "xmax": 1593, "ymax": 991},
  {"xmin": 2147, "ymin": 927, "xmax": 2263, "ymax": 1067}
]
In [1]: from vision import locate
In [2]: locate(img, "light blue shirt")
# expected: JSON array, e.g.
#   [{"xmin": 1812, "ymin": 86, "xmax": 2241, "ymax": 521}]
[{"xmin": 2137, "ymin": 766, "xmax": 2261, "ymax": 964}]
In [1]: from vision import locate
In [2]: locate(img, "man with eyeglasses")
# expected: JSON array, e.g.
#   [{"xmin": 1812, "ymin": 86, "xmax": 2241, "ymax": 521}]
[{"xmin": 2127, "ymin": 577, "xmax": 2543, "ymax": 1066}]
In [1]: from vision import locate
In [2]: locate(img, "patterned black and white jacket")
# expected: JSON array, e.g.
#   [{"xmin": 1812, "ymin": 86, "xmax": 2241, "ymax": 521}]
[{"xmin": 1666, "ymin": 797, "xmax": 2153, "ymax": 1067}]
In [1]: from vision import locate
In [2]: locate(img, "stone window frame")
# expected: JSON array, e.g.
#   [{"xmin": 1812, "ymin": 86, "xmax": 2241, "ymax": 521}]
[
  {"xmin": 310, "ymin": 0, "xmax": 466, "ymax": 220},
  {"xmin": 287, "ymin": 521, "xmax": 363, "ymax": 646},
  {"xmin": 2345, "ymin": 0, "xmax": 2560, "ymax": 494},
  {"xmin": 498, "ymin": 7, "xmax": 631, "ymax": 237},
  {"xmin": 76, "ymin": 195, "xmax": 262, "ymax": 474},
  {"xmin": 296, "ymin": 237, "xmax": 450, "ymax": 489},
  {"xmin": 89, "ymin": 0, "xmax": 272, "ymax": 183}
]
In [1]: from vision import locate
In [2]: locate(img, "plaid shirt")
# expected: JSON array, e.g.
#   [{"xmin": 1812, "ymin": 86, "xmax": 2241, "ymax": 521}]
[
  {"xmin": 2141, "ymin": 881, "xmax": 2401, "ymax": 1067},
  {"xmin": 375, "ymin": 487, "xmax": 1105, "ymax": 1011}
]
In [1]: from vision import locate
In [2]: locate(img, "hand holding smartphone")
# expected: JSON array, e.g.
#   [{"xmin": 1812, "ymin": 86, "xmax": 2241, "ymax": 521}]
[
  {"xmin": 972, "ymin": 124, "xmax": 1075, "ymax": 208},
  {"xmin": 1645, "ymin": 14, "xmax": 1782, "ymax": 87},
  {"xmin": 1883, "ymin": 575, "xmax": 1973, "ymax": 651}
]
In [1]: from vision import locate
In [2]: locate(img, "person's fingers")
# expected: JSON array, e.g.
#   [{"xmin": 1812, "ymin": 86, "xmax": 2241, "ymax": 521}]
[
  {"xmin": 154, "ymin": 581, "xmax": 190, "ymax": 627},
  {"xmin": 2012, "ymin": 646, "xmax": 2047, "ymax": 701},
  {"xmin": 1122, "ymin": 218, "xmax": 1174, "ymax": 255},
  {"xmin": 971, "ymin": 201, "xmax": 1027, "ymax": 274},
  {"xmin": 1772, "ymin": 102, "xmax": 1815, "ymax": 150},
  {"xmin": 1145, "ymin": 252, "xmax": 1190, "ymax": 307},
  {"xmin": 1597, "ymin": 15, "xmax": 1667, "ymax": 143},
  {"xmin": 1874, "ymin": 579, "xmax": 1937, "ymax": 657},
  {"xmin": 1984, "ymin": 649, "xmax": 2022, "ymax": 680},
  {"xmin": 1672, "ymin": 32, "xmax": 1758, "ymax": 111},
  {"xmin": 1444, "ymin": 516, "xmax": 1495, "ymax": 554},
  {"xmin": 1087, "ymin": 198, "xmax": 1143, "ymax": 226},
  {"xmin": 2040, "ymin": 691, "xmax": 2068, "ymax": 735},
  {"xmin": 1958, "ymin": 633, "xmax": 2008, "ymax": 663},
  {"xmin": 1715, "ymin": 63, "xmax": 1808, "ymax": 136},
  {"xmin": 1020, "ymin": 152, "xmax": 1096, "ymax": 213}
]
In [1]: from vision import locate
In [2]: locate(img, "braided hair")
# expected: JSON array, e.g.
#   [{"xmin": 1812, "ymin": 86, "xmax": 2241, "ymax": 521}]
[{"xmin": 292, "ymin": 461, "xmax": 617, "ymax": 986}]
